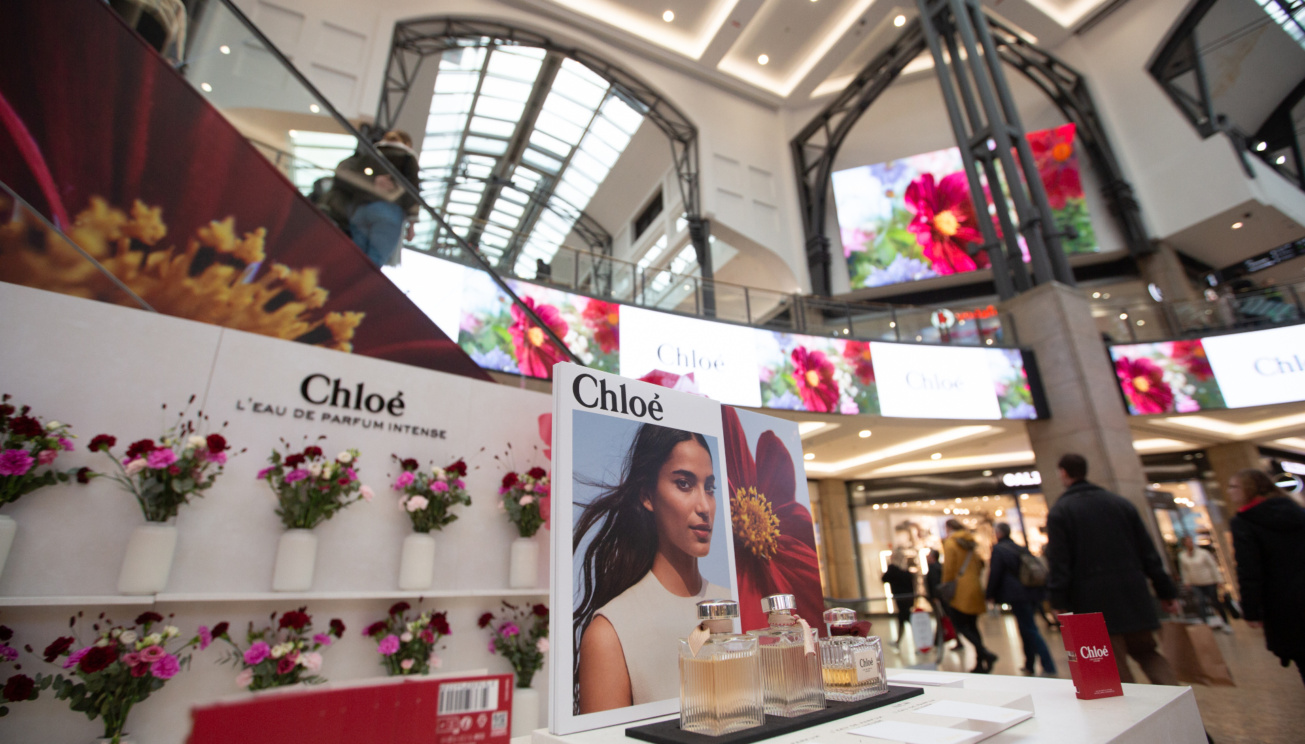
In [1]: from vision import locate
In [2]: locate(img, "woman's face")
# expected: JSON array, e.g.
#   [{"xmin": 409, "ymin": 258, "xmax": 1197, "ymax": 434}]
[
  {"xmin": 642, "ymin": 439, "xmax": 716, "ymax": 560},
  {"xmin": 1227, "ymin": 477, "xmax": 1247, "ymax": 507}
]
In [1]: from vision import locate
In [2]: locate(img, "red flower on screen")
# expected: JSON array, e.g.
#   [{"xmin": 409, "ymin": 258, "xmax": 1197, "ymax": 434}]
[
  {"xmin": 905, "ymin": 172, "xmax": 989, "ymax": 275},
  {"xmin": 722, "ymin": 407, "xmax": 823, "ymax": 632},
  {"xmin": 1027, "ymin": 123, "xmax": 1082, "ymax": 210},
  {"xmin": 1169, "ymin": 339, "xmax": 1213, "ymax": 380},
  {"xmin": 509, "ymin": 297, "xmax": 570, "ymax": 378},
  {"xmin": 791, "ymin": 347, "xmax": 839, "ymax": 412},
  {"xmin": 580, "ymin": 299, "xmax": 620, "ymax": 354},
  {"xmin": 1115, "ymin": 356, "xmax": 1174, "ymax": 414},
  {"xmin": 841, "ymin": 341, "xmax": 875, "ymax": 385}
]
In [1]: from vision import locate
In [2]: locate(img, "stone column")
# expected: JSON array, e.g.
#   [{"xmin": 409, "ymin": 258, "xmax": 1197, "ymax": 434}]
[
  {"xmin": 814, "ymin": 478, "xmax": 861, "ymax": 600},
  {"xmin": 1001, "ymin": 282, "xmax": 1155, "ymax": 537},
  {"xmin": 1202, "ymin": 441, "xmax": 1264, "ymax": 588}
]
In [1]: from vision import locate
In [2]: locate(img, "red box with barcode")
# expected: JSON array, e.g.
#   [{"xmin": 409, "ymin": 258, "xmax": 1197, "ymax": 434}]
[
  {"xmin": 1058, "ymin": 612, "xmax": 1123, "ymax": 700},
  {"xmin": 188, "ymin": 672, "xmax": 515, "ymax": 744}
]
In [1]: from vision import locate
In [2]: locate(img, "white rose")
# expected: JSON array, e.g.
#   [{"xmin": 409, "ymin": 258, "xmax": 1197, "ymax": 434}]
[
  {"xmin": 188, "ymin": 435, "xmax": 206, "ymax": 448},
  {"xmin": 110, "ymin": 628, "xmax": 122, "ymax": 638},
  {"xmin": 337, "ymin": 451, "xmax": 353, "ymax": 464},
  {"xmin": 400, "ymin": 632, "xmax": 413, "ymax": 643},
  {"xmin": 46, "ymin": 421, "xmax": 62, "ymax": 430},
  {"xmin": 144, "ymin": 634, "xmax": 162, "ymax": 646},
  {"xmin": 164, "ymin": 625, "xmax": 180, "ymax": 638},
  {"xmin": 125, "ymin": 459, "xmax": 147, "ymax": 476},
  {"xmin": 271, "ymin": 642, "xmax": 292, "ymax": 658},
  {"xmin": 309, "ymin": 463, "xmax": 323, "ymax": 478},
  {"xmin": 119, "ymin": 631, "xmax": 137, "ymax": 645},
  {"xmin": 431, "ymin": 467, "xmax": 445, "ymax": 479}
]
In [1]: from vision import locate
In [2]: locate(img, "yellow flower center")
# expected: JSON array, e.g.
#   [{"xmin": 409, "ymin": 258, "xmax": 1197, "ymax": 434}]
[
  {"xmin": 606, "ymin": 312, "xmax": 619, "ymax": 326},
  {"xmin": 1052, "ymin": 142, "xmax": 1072, "ymax": 162},
  {"xmin": 527, "ymin": 327, "xmax": 546, "ymax": 347},
  {"xmin": 1133, "ymin": 376, "xmax": 1151, "ymax": 393},
  {"xmin": 731, "ymin": 486, "xmax": 780, "ymax": 561},
  {"xmin": 933, "ymin": 210, "xmax": 960, "ymax": 237},
  {"xmin": 804, "ymin": 370, "xmax": 821, "ymax": 388}
]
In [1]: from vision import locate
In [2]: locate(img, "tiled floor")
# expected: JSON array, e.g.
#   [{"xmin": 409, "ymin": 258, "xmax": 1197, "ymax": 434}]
[{"xmin": 873, "ymin": 611, "xmax": 1305, "ymax": 744}]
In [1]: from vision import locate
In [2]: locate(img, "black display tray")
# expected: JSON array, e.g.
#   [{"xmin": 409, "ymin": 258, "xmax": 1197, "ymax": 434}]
[{"xmin": 624, "ymin": 685, "xmax": 924, "ymax": 744}]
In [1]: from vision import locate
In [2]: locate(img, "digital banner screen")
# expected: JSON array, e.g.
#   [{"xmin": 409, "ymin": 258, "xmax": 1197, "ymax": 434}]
[
  {"xmin": 831, "ymin": 124, "xmax": 1102, "ymax": 290},
  {"xmin": 385, "ymin": 253, "xmax": 1041, "ymax": 421},
  {"xmin": 1109, "ymin": 324, "xmax": 1305, "ymax": 414}
]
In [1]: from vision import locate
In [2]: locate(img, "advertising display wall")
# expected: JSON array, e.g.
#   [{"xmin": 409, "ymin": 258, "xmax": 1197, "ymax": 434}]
[
  {"xmin": 1109, "ymin": 324, "xmax": 1305, "ymax": 414},
  {"xmin": 386, "ymin": 253, "xmax": 1042, "ymax": 421}
]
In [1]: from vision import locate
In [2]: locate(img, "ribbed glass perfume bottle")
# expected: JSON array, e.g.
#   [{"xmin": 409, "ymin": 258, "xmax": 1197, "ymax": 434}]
[
  {"xmin": 818, "ymin": 607, "xmax": 888, "ymax": 702},
  {"xmin": 747, "ymin": 594, "xmax": 825, "ymax": 717},
  {"xmin": 678, "ymin": 599, "xmax": 765, "ymax": 736}
]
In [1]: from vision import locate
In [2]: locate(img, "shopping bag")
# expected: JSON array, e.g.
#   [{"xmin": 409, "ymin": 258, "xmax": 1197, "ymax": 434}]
[
  {"xmin": 941, "ymin": 615, "xmax": 956, "ymax": 642},
  {"xmin": 1222, "ymin": 593, "xmax": 1242, "ymax": 620},
  {"xmin": 911, "ymin": 609, "xmax": 934, "ymax": 654},
  {"xmin": 1160, "ymin": 621, "xmax": 1235, "ymax": 686}
]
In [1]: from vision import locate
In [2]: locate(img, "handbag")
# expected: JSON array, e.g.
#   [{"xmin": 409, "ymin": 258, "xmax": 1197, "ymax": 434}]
[
  {"xmin": 1222, "ymin": 592, "xmax": 1242, "ymax": 620},
  {"xmin": 936, "ymin": 550, "xmax": 974, "ymax": 607},
  {"xmin": 1160, "ymin": 621, "xmax": 1235, "ymax": 686}
]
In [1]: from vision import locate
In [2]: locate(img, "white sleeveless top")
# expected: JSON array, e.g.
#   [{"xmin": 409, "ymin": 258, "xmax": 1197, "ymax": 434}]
[{"xmin": 593, "ymin": 570, "xmax": 730, "ymax": 705}]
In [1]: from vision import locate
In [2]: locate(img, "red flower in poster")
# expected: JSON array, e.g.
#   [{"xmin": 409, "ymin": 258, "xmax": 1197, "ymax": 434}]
[
  {"xmin": 722, "ymin": 407, "xmax": 823, "ymax": 632},
  {"xmin": 904, "ymin": 173, "xmax": 989, "ymax": 275},
  {"xmin": 841, "ymin": 341, "xmax": 875, "ymax": 385},
  {"xmin": 1169, "ymin": 340, "xmax": 1213, "ymax": 380},
  {"xmin": 580, "ymin": 299, "xmax": 620, "ymax": 354},
  {"xmin": 791, "ymin": 347, "xmax": 839, "ymax": 412},
  {"xmin": 1027, "ymin": 123, "xmax": 1081, "ymax": 210},
  {"xmin": 1115, "ymin": 356, "xmax": 1173, "ymax": 414},
  {"xmin": 509, "ymin": 297, "xmax": 570, "ymax": 378}
]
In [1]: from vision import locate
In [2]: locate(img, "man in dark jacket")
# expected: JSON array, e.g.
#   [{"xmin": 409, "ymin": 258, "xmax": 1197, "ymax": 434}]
[
  {"xmin": 1046, "ymin": 453, "xmax": 1180, "ymax": 684},
  {"xmin": 987, "ymin": 523, "xmax": 1056, "ymax": 674},
  {"xmin": 325, "ymin": 130, "xmax": 421, "ymax": 266},
  {"xmin": 882, "ymin": 552, "xmax": 915, "ymax": 646}
]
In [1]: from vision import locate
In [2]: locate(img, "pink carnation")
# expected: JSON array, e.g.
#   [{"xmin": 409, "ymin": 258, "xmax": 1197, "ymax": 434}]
[
  {"xmin": 360, "ymin": 485, "xmax": 375, "ymax": 502},
  {"xmin": 59, "ymin": 438, "xmax": 74, "ymax": 451},
  {"xmin": 37, "ymin": 449, "xmax": 58, "ymax": 465},
  {"xmin": 0, "ymin": 450, "xmax": 34, "ymax": 477},
  {"xmin": 151, "ymin": 653, "xmax": 181, "ymax": 679},
  {"xmin": 454, "ymin": 479, "xmax": 466, "ymax": 489},
  {"xmin": 146, "ymin": 449, "xmax": 177, "ymax": 469},
  {"xmin": 236, "ymin": 668, "xmax": 254, "ymax": 687},
  {"xmin": 256, "ymin": 466, "xmax": 273, "ymax": 480},
  {"xmin": 393, "ymin": 471, "xmax": 415, "ymax": 490},
  {"xmin": 198, "ymin": 626, "xmax": 213, "ymax": 650},
  {"xmin": 63, "ymin": 647, "xmax": 91, "ymax": 670},
  {"xmin": 313, "ymin": 633, "xmax": 332, "ymax": 647},
  {"xmin": 207, "ymin": 451, "xmax": 228, "ymax": 465},
  {"xmin": 431, "ymin": 480, "xmax": 450, "ymax": 493},
  {"xmin": 378, "ymin": 635, "xmax": 400, "ymax": 656},
  {"xmin": 284, "ymin": 468, "xmax": 309, "ymax": 483},
  {"xmin": 244, "ymin": 641, "xmax": 271, "ymax": 665}
]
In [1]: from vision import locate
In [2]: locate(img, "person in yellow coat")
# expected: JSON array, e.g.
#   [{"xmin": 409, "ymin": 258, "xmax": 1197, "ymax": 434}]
[{"xmin": 942, "ymin": 518, "xmax": 998, "ymax": 673}]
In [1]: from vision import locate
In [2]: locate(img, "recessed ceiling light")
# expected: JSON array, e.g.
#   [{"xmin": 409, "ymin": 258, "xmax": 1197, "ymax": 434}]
[
  {"xmin": 1102, "ymin": 292, "xmax": 1110, "ymax": 299},
  {"xmin": 1118, "ymin": 312, "xmax": 1128, "ymax": 320},
  {"xmin": 859, "ymin": 430, "xmax": 872, "ymax": 438},
  {"xmin": 1092, "ymin": 291, "xmax": 1101, "ymax": 298},
  {"xmin": 982, "ymin": 470, "xmax": 993, "ymax": 476},
  {"xmin": 894, "ymin": 14, "xmax": 906, "ymax": 26},
  {"xmin": 1136, "ymin": 319, "xmax": 1145, "ymax": 326},
  {"xmin": 889, "ymin": 321, "xmax": 896, "ymax": 328},
  {"xmin": 1255, "ymin": 141, "xmax": 1267, "ymax": 152},
  {"xmin": 219, "ymin": 45, "xmax": 231, "ymax": 55},
  {"xmin": 663, "ymin": 9, "xmax": 674, "ymax": 22},
  {"xmin": 931, "ymin": 452, "xmax": 942, "ymax": 460},
  {"xmin": 309, "ymin": 103, "xmax": 320, "ymax": 113},
  {"xmin": 758, "ymin": 54, "xmax": 769, "ymax": 65},
  {"xmin": 200, "ymin": 82, "xmax": 212, "ymax": 92},
  {"xmin": 1231, "ymin": 221, "xmax": 1243, "ymax": 229},
  {"xmin": 803, "ymin": 452, "xmax": 815, "ymax": 461},
  {"xmin": 1277, "ymin": 155, "xmax": 1287, "ymax": 165}
]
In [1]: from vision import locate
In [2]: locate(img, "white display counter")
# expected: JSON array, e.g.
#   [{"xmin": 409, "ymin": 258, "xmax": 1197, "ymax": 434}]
[{"xmin": 528, "ymin": 671, "xmax": 1206, "ymax": 744}]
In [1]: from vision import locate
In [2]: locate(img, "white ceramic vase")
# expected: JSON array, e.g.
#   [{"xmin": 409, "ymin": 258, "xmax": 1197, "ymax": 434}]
[
  {"xmin": 272, "ymin": 529, "xmax": 318, "ymax": 591},
  {"xmin": 511, "ymin": 686, "xmax": 540, "ymax": 737},
  {"xmin": 508, "ymin": 536, "xmax": 538, "ymax": 589},
  {"xmin": 0, "ymin": 514, "xmax": 16, "ymax": 580},
  {"xmin": 398, "ymin": 532, "xmax": 436, "ymax": 590},
  {"xmin": 117, "ymin": 523, "xmax": 178, "ymax": 595}
]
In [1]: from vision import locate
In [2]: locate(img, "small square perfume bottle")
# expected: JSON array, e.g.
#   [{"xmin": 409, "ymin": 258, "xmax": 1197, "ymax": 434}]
[
  {"xmin": 747, "ymin": 593, "xmax": 825, "ymax": 717},
  {"xmin": 678, "ymin": 599, "xmax": 765, "ymax": 736},
  {"xmin": 818, "ymin": 607, "xmax": 888, "ymax": 701}
]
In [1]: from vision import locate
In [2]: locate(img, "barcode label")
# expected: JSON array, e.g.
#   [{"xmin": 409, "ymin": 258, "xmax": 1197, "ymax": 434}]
[{"xmin": 438, "ymin": 680, "xmax": 499, "ymax": 714}]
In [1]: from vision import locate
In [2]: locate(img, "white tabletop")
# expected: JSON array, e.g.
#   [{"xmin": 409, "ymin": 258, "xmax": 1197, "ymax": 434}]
[{"xmin": 528, "ymin": 672, "xmax": 1206, "ymax": 744}]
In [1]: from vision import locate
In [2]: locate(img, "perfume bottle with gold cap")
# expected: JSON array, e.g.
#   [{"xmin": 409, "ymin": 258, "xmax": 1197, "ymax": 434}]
[
  {"xmin": 818, "ymin": 607, "xmax": 888, "ymax": 701},
  {"xmin": 678, "ymin": 599, "xmax": 764, "ymax": 736},
  {"xmin": 747, "ymin": 593, "xmax": 825, "ymax": 717}
]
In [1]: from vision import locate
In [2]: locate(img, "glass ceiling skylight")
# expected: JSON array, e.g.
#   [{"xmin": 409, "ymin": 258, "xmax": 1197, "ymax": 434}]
[
  {"xmin": 1254, "ymin": 0, "xmax": 1305, "ymax": 48},
  {"xmin": 413, "ymin": 42, "xmax": 644, "ymax": 273}
]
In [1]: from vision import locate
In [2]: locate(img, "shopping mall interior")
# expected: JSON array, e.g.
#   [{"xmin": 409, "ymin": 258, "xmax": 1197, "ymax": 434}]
[{"xmin": 2, "ymin": 0, "xmax": 1305, "ymax": 741}]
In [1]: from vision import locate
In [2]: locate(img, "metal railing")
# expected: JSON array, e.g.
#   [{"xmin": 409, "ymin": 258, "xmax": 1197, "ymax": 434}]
[{"xmin": 1092, "ymin": 282, "xmax": 1305, "ymax": 343}]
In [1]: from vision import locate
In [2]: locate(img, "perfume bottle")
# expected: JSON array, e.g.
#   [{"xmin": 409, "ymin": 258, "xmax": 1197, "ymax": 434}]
[
  {"xmin": 818, "ymin": 607, "xmax": 888, "ymax": 701},
  {"xmin": 678, "ymin": 599, "xmax": 765, "ymax": 736},
  {"xmin": 748, "ymin": 594, "xmax": 825, "ymax": 717}
]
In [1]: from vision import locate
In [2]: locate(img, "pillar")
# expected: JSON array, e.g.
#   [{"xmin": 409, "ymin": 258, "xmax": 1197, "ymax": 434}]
[
  {"xmin": 1202, "ymin": 441, "xmax": 1263, "ymax": 589},
  {"xmin": 815, "ymin": 478, "xmax": 861, "ymax": 601},
  {"xmin": 1001, "ymin": 282, "xmax": 1156, "ymax": 537},
  {"xmin": 1136, "ymin": 241, "xmax": 1202, "ymax": 309}
]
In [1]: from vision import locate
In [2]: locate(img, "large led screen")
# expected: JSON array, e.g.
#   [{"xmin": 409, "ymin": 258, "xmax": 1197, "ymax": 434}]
[
  {"xmin": 1110, "ymin": 324, "xmax": 1305, "ymax": 414},
  {"xmin": 385, "ymin": 252, "xmax": 1041, "ymax": 420},
  {"xmin": 832, "ymin": 124, "xmax": 1101, "ymax": 290}
]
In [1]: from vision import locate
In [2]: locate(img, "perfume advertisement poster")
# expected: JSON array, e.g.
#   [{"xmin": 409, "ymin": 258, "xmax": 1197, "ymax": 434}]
[{"xmin": 551, "ymin": 363, "xmax": 737, "ymax": 735}]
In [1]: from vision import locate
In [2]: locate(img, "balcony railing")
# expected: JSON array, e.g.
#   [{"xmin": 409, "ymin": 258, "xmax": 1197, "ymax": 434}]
[{"xmin": 1092, "ymin": 282, "xmax": 1305, "ymax": 343}]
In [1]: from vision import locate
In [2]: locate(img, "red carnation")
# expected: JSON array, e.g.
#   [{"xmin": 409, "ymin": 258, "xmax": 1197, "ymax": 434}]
[
  {"xmin": 79, "ymin": 644, "xmax": 118, "ymax": 674},
  {"xmin": 448, "ymin": 460, "xmax": 468, "ymax": 476},
  {"xmin": 210, "ymin": 621, "xmax": 230, "ymax": 638},
  {"xmin": 401, "ymin": 458, "xmax": 419, "ymax": 472},
  {"xmin": 2, "ymin": 674, "xmax": 35, "ymax": 702},
  {"xmin": 8, "ymin": 416, "xmax": 42, "ymax": 438},
  {"xmin": 0, "ymin": 625, "xmax": 11, "ymax": 642},
  {"xmin": 363, "ymin": 621, "xmax": 387, "ymax": 637},
  {"xmin": 279, "ymin": 609, "xmax": 311, "ymax": 631},
  {"xmin": 388, "ymin": 602, "xmax": 411, "ymax": 617},
  {"xmin": 477, "ymin": 612, "xmax": 494, "ymax": 629},
  {"xmin": 303, "ymin": 446, "xmax": 323, "ymax": 459},
  {"xmin": 88, "ymin": 434, "xmax": 117, "ymax": 453},
  {"xmin": 42, "ymin": 636, "xmax": 74, "ymax": 662},
  {"xmin": 329, "ymin": 619, "xmax": 346, "ymax": 637},
  {"xmin": 532, "ymin": 603, "xmax": 548, "ymax": 618},
  {"xmin": 124, "ymin": 439, "xmax": 157, "ymax": 461},
  {"xmin": 284, "ymin": 454, "xmax": 305, "ymax": 468},
  {"xmin": 277, "ymin": 656, "xmax": 296, "ymax": 675},
  {"xmin": 527, "ymin": 466, "xmax": 547, "ymax": 480},
  {"xmin": 135, "ymin": 611, "xmax": 164, "ymax": 626},
  {"xmin": 501, "ymin": 472, "xmax": 518, "ymax": 490},
  {"xmin": 205, "ymin": 433, "xmax": 228, "ymax": 453},
  {"xmin": 430, "ymin": 612, "xmax": 451, "ymax": 636},
  {"xmin": 75, "ymin": 467, "xmax": 92, "ymax": 484}
]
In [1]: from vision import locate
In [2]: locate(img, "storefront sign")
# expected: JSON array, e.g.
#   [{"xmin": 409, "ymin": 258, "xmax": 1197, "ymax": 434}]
[{"xmin": 1001, "ymin": 471, "xmax": 1042, "ymax": 487}]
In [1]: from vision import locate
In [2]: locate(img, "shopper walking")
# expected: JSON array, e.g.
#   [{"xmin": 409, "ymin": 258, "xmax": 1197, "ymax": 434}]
[
  {"xmin": 941, "ymin": 518, "xmax": 998, "ymax": 673},
  {"xmin": 1046, "ymin": 453, "xmax": 1181, "ymax": 685},
  {"xmin": 882, "ymin": 550, "xmax": 915, "ymax": 646},
  {"xmin": 987, "ymin": 523, "xmax": 1057, "ymax": 675},
  {"xmin": 1177, "ymin": 536, "xmax": 1230, "ymax": 631},
  {"xmin": 326, "ymin": 130, "xmax": 421, "ymax": 267},
  {"xmin": 1228, "ymin": 468, "xmax": 1305, "ymax": 687}
]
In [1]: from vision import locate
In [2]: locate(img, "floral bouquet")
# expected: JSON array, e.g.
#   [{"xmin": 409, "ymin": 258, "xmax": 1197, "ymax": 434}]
[
  {"xmin": 0, "ymin": 394, "xmax": 90, "ymax": 507},
  {"xmin": 39, "ymin": 611, "xmax": 220, "ymax": 742},
  {"xmin": 499, "ymin": 467, "xmax": 549, "ymax": 537},
  {"xmin": 480, "ymin": 602, "xmax": 548, "ymax": 688},
  {"xmin": 1, "ymin": 624, "xmax": 43, "ymax": 716},
  {"xmin": 392, "ymin": 456, "xmax": 471, "ymax": 532},
  {"xmin": 258, "ymin": 438, "xmax": 373, "ymax": 529},
  {"xmin": 216, "ymin": 607, "xmax": 345, "ymax": 691},
  {"xmin": 362, "ymin": 601, "xmax": 451, "ymax": 676},
  {"xmin": 88, "ymin": 397, "xmax": 235, "ymax": 521}
]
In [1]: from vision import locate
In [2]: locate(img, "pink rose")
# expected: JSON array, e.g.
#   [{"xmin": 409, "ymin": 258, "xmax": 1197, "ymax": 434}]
[
  {"xmin": 122, "ymin": 652, "xmax": 141, "ymax": 666},
  {"xmin": 139, "ymin": 645, "xmax": 166, "ymax": 662},
  {"xmin": 519, "ymin": 495, "xmax": 535, "ymax": 506},
  {"xmin": 400, "ymin": 659, "xmax": 414, "ymax": 671},
  {"xmin": 146, "ymin": 449, "xmax": 177, "ymax": 469},
  {"xmin": 243, "ymin": 641, "xmax": 271, "ymax": 665},
  {"xmin": 360, "ymin": 485, "xmax": 375, "ymax": 502},
  {"xmin": 429, "ymin": 653, "xmax": 443, "ymax": 669},
  {"xmin": 300, "ymin": 651, "xmax": 323, "ymax": 672},
  {"xmin": 124, "ymin": 458, "xmax": 147, "ymax": 476},
  {"xmin": 37, "ymin": 449, "xmax": 58, "ymax": 465},
  {"xmin": 537, "ymin": 638, "xmax": 549, "ymax": 653},
  {"xmin": 151, "ymin": 653, "xmax": 181, "ymax": 679},
  {"xmin": 236, "ymin": 668, "xmax": 254, "ymax": 687}
]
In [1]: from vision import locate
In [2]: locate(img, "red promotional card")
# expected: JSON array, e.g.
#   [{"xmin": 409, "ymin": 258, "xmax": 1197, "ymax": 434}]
[
  {"xmin": 1058, "ymin": 613, "xmax": 1123, "ymax": 700},
  {"xmin": 189, "ymin": 673, "xmax": 513, "ymax": 744}
]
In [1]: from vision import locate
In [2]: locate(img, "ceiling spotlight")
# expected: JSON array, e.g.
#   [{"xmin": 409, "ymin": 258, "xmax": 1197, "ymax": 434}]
[
  {"xmin": 663, "ymin": 9, "xmax": 674, "ymax": 22},
  {"xmin": 1092, "ymin": 291, "xmax": 1101, "ymax": 298},
  {"xmin": 758, "ymin": 54, "xmax": 770, "ymax": 65},
  {"xmin": 803, "ymin": 452, "xmax": 815, "ymax": 461},
  {"xmin": 889, "ymin": 321, "xmax": 896, "ymax": 328},
  {"xmin": 982, "ymin": 470, "xmax": 993, "ymax": 476},
  {"xmin": 1231, "ymin": 222, "xmax": 1243, "ymax": 229},
  {"xmin": 931, "ymin": 452, "xmax": 942, "ymax": 460},
  {"xmin": 363, "ymin": 167, "xmax": 374, "ymax": 175},
  {"xmin": 859, "ymin": 430, "xmax": 872, "ymax": 438},
  {"xmin": 894, "ymin": 14, "xmax": 906, "ymax": 26},
  {"xmin": 309, "ymin": 103, "xmax": 321, "ymax": 113},
  {"xmin": 1136, "ymin": 319, "xmax": 1146, "ymax": 326},
  {"xmin": 1277, "ymin": 155, "xmax": 1287, "ymax": 165},
  {"xmin": 1255, "ymin": 141, "xmax": 1267, "ymax": 152},
  {"xmin": 1102, "ymin": 292, "xmax": 1111, "ymax": 299},
  {"xmin": 1119, "ymin": 312, "xmax": 1128, "ymax": 320},
  {"xmin": 200, "ymin": 82, "xmax": 212, "ymax": 92},
  {"xmin": 219, "ymin": 45, "xmax": 231, "ymax": 55}
]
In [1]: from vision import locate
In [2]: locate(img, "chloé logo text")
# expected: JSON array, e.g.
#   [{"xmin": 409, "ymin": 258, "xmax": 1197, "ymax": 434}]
[
  {"xmin": 1079, "ymin": 645, "xmax": 1110, "ymax": 660},
  {"xmin": 657, "ymin": 344, "xmax": 723, "ymax": 371},
  {"xmin": 1254, "ymin": 354, "xmax": 1304, "ymax": 376},
  {"xmin": 573, "ymin": 374, "xmax": 665, "ymax": 420},
  {"xmin": 300, "ymin": 374, "xmax": 405, "ymax": 417},
  {"xmin": 905, "ymin": 371, "xmax": 965, "ymax": 390}
]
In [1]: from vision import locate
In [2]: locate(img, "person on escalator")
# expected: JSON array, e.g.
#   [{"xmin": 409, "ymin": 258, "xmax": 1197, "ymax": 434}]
[{"xmin": 326, "ymin": 130, "xmax": 420, "ymax": 267}]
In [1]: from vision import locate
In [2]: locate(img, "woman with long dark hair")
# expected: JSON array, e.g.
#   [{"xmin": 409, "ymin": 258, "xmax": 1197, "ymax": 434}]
[{"xmin": 573, "ymin": 423, "xmax": 725, "ymax": 714}]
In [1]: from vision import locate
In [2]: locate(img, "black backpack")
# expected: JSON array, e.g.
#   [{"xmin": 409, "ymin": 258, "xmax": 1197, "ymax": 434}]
[{"xmin": 1018, "ymin": 548, "xmax": 1049, "ymax": 588}]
